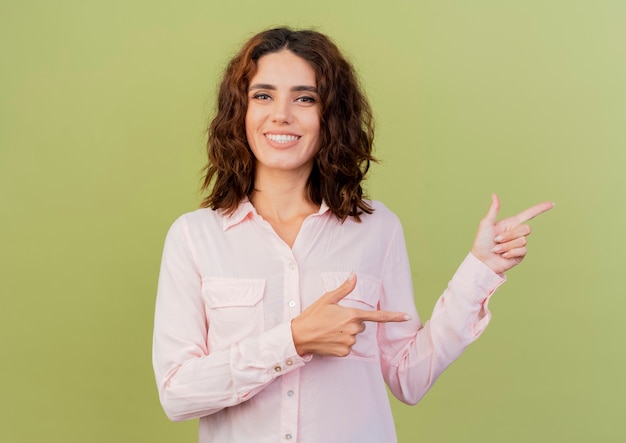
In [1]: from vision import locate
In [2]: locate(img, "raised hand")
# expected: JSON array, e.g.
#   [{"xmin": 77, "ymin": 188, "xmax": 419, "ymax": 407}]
[
  {"xmin": 291, "ymin": 273, "xmax": 409, "ymax": 357},
  {"xmin": 471, "ymin": 194, "xmax": 554, "ymax": 275}
]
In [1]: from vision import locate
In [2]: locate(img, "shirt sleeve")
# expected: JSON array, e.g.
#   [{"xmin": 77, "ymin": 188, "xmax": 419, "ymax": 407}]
[
  {"xmin": 152, "ymin": 216, "xmax": 307, "ymax": 421},
  {"xmin": 377, "ymin": 221, "xmax": 505, "ymax": 405}
]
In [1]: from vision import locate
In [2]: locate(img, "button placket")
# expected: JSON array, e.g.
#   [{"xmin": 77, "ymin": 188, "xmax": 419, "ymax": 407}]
[
  {"xmin": 280, "ymin": 254, "xmax": 300, "ymax": 442},
  {"xmin": 284, "ymin": 256, "xmax": 300, "ymax": 313}
]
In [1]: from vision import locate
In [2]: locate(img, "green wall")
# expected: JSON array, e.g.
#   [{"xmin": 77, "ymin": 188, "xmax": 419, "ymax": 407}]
[{"xmin": 1, "ymin": 1, "xmax": 624, "ymax": 441}]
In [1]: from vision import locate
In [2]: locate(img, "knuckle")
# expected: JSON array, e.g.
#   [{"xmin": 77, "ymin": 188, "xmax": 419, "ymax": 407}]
[
  {"xmin": 347, "ymin": 309, "xmax": 359, "ymax": 321},
  {"xmin": 324, "ymin": 290, "xmax": 337, "ymax": 300}
]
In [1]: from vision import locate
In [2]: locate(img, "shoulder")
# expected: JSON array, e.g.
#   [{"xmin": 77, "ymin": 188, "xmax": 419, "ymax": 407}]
[
  {"xmin": 179, "ymin": 207, "xmax": 221, "ymax": 224},
  {"xmin": 368, "ymin": 200, "xmax": 397, "ymax": 217},
  {"xmin": 165, "ymin": 208, "xmax": 221, "ymax": 238},
  {"xmin": 343, "ymin": 200, "xmax": 404, "ymax": 237},
  {"xmin": 361, "ymin": 200, "xmax": 402, "ymax": 227}
]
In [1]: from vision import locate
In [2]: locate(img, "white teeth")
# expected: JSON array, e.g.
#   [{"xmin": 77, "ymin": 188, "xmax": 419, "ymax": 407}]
[{"xmin": 266, "ymin": 134, "xmax": 300, "ymax": 143}]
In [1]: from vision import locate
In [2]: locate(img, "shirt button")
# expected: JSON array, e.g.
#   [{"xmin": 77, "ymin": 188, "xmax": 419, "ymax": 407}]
[
  {"xmin": 287, "ymin": 390, "xmax": 294, "ymax": 397},
  {"xmin": 288, "ymin": 300, "xmax": 296, "ymax": 308},
  {"xmin": 285, "ymin": 434, "xmax": 293, "ymax": 440},
  {"xmin": 274, "ymin": 366, "xmax": 282, "ymax": 373},
  {"xmin": 288, "ymin": 261, "xmax": 296, "ymax": 270},
  {"xmin": 286, "ymin": 359, "xmax": 293, "ymax": 366}
]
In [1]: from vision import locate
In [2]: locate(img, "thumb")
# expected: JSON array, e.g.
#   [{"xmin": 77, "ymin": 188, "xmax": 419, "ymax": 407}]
[
  {"xmin": 324, "ymin": 272, "xmax": 357, "ymax": 304},
  {"xmin": 482, "ymin": 193, "xmax": 500, "ymax": 224}
]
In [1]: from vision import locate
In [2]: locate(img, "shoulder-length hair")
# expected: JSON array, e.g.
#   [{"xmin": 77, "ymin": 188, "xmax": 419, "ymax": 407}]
[{"xmin": 201, "ymin": 27, "xmax": 376, "ymax": 221}]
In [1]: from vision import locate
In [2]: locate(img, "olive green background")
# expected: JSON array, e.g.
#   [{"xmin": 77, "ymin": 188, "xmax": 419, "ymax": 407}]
[{"xmin": 1, "ymin": 0, "xmax": 624, "ymax": 442}]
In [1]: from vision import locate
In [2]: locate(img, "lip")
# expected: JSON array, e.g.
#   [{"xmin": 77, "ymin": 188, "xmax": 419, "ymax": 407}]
[{"xmin": 264, "ymin": 131, "xmax": 301, "ymax": 137}]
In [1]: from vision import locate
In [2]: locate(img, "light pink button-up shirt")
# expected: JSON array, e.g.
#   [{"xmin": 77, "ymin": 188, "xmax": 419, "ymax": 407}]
[{"xmin": 153, "ymin": 200, "xmax": 505, "ymax": 443}]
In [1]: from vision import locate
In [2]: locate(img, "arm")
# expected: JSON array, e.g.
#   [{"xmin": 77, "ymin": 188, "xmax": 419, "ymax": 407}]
[
  {"xmin": 377, "ymin": 224, "xmax": 504, "ymax": 405},
  {"xmin": 379, "ymin": 195, "xmax": 553, "ymax": 404},
  {"xmin": 152, "ymin": 216, "xmax": 306, "ymax": 421}
]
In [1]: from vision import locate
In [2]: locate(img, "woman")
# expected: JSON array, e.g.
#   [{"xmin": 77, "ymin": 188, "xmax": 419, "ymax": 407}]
[{"xmin": 152, "ymin": 27, "xmax": 553, "ymax": 442}]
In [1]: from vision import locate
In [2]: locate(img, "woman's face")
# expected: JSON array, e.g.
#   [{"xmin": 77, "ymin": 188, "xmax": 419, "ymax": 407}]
[{"xmin": 245, "ymin": 50, "xmax": 321, "ymax": 179}]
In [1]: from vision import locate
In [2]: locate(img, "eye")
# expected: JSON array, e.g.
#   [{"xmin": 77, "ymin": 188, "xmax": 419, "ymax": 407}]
[
  {"xmin": 295, "ymin": 96, "xmax": 317, "ymax": 104},
  {"xmin": 251, "ymin": 92, "xmax": 272, "ymax": 101}
]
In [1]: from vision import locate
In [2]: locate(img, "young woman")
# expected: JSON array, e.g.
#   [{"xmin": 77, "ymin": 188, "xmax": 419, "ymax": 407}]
[{"xmin": 152, "ymin": 28, "xmax": 553, "ymax": 443}]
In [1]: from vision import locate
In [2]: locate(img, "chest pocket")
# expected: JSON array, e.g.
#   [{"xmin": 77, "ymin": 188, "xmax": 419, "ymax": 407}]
[
  {"xmin": 321, "ymin": 272, "xmax": 381, "ymax": 360},
  {"xmin": 201, "ymin": 277, "xmax": 266, "ymax": 351}
]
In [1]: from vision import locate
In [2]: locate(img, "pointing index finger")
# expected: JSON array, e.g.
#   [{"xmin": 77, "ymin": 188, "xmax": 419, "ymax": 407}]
[
  {"xmin": 510, "ymin": 201, "xmax": 555, "ymax": 225},
  {"xmin": 356, "ymin": 309, "xmax": 410, "ymax": 323}
]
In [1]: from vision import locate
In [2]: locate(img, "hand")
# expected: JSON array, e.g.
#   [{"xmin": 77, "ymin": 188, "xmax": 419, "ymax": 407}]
[
  {"xmin": 291, "ymin": 273, "xmax": 409, "ymax": 357},
  {"xmin": 471, "ymin": 194, "xmax": 554, "ymax": 275}
]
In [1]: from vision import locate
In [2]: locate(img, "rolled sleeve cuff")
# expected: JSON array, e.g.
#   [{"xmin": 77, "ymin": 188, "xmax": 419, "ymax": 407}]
[
  {"xmin": 453, "ymin": 253, "xmax": 506, "ymax": 337},
  {"xmin": 262, "ymin": 322, "xmax": 309, "ymax": 378},
  {"xmin": 232, "ymin": 322, "xmax": 309, "ymax": 402}
]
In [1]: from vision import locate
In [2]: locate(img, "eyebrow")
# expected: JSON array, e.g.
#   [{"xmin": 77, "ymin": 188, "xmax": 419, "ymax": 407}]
[{"xmin": 249, "ymin": 84, "xmax": 318, "ymax": 93}]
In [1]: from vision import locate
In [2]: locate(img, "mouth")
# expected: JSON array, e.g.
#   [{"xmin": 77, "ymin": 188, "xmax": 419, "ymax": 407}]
[{"xmin": 265, "ymin": 133, "xmax": 301, "ymax": 144}]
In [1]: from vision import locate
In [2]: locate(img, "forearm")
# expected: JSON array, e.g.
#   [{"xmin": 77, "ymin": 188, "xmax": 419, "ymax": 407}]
[
  {"xmin": 429, "ymin": 253, "xmax": 505, "ymax": 346},
  {"xmin": 380, "ymin": 253, "xmax": 505, "ymax": 404},
  {"xmin": 154, "ymin": 322, "xmax": 306, "ymax": 421}
]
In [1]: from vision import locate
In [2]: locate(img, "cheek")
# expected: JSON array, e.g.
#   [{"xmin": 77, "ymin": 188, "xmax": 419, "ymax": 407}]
[{"xmin": 306, "ymin": 114, "xmax": 321, "ymax": 139}]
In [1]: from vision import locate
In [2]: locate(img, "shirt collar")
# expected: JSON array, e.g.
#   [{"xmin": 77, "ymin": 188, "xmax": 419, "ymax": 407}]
[
  {"xmin": 221, "ymin": 198, "xmax": 256, "ymax": 231},
  {"xmin": 221, "ymin": 198, "xmax": 331, "ymax": 231}
]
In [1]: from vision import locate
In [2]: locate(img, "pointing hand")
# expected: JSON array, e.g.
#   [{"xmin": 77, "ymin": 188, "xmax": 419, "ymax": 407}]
[
  {"xmin": 471, "ymin": 194, "xmax": 554, "ymax": 274},
  {"xmin": 291, "ymin": 273, "xmax": 409, "ymax": 357}
]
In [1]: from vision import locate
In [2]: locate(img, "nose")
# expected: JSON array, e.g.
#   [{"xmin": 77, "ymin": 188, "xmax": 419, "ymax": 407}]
[{"xmin": 271, "ymin": 98, "xmax": 292, "ymax": 124}]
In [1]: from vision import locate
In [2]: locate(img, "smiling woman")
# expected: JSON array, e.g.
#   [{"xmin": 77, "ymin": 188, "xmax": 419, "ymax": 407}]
[
  {"xmin": 152, "ymin": 27, "xmax": 553, "ymax": 443},
  {"xmin": 200, "ymin": 28, "xmax": 376, "ymax": 222}
]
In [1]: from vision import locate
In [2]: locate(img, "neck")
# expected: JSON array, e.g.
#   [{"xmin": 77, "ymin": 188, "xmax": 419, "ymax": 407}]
[{"xmin": 249, "ymin": 167, "xmax": 318, "ymax": 223}]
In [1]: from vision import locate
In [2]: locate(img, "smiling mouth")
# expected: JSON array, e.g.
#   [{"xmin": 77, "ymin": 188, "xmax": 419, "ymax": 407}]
[{"xmin": 265, "ymin": 134, "xmax": 301, "ymax": 143}]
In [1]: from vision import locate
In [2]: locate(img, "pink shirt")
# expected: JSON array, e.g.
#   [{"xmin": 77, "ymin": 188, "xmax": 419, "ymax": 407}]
[{"xmin": 152, "ymin": 200, "xmax": 505, "ymax": 442}]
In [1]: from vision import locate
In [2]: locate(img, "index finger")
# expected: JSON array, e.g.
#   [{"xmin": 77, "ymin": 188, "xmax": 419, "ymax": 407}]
[
  {"xmin": 356, "ymin": 309, "xmax": 410, "ymax": 323},
  {"xmin": 510, "ymin": 201, "xmax": 555, "ymax": 225}
]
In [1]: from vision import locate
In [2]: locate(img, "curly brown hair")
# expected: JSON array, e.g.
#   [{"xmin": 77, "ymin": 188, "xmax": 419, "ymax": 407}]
[{"xmin": 201, "ymin": 27, "xmax": 376, "ymax": 221}]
